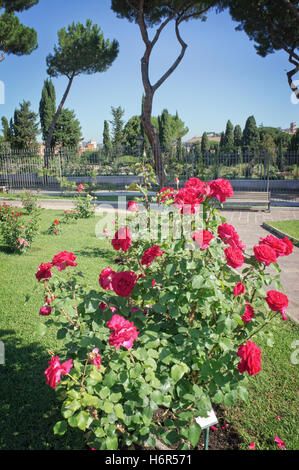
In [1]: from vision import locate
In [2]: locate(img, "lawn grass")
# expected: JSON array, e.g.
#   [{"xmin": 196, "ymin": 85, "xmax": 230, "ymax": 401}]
[
  {"xmin": 266, "ymin": 220, "xmax": 299, "ymax": 241},
  {"xmin": 0, "ymin": 208, "xmax": 116, "ymax": 450},
  {"xmin": 222, "ymin": 319, "xmax": 299, "ymax": 450},
  {"xmin": 0, "ymin": 208, "xmax": 298, "ymax": 450}
]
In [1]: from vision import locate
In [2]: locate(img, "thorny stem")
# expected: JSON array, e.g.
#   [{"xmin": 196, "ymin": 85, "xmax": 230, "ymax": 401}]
[{"xmin": 240, "ymin": 311, "xmax": 280, "ymax": 345}]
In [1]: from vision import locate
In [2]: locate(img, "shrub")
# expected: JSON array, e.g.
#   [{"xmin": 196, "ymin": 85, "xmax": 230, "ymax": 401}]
[
  {"xmin": 34, "ymin": 175, "xmax": 294, "ymax": 450},
  {"xmin": 73, "ymin": 184, "xmax": 95, "ymax": 219},
  {"xmin": 20, "ymin": 190, "xmax": 39, "ymax": 214},
  {"xmin": 1, "ymin": 207, "xmax": 41, "ymax": 253},
  {"xmin": 48, "ymin": 219, "xmax": 62, "ymax": 236}
]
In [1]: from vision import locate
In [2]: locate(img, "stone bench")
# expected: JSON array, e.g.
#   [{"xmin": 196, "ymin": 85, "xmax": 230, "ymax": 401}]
[{"xmin": 222, "ymin": 191, "xmax": 271, "ymax": 212}]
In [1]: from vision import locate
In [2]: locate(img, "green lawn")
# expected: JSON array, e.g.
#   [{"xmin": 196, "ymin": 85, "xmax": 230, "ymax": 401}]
[
  {"xmin": 222, "ymin": 319, "xmax": 299, "ymax": 450},
  {"xmin": 266, "ymin": 220, "xmax": 299, "ymax": 241},
  {"xmin": 0, "ymin": 208, "xmax": 298, "ymax": 450}
]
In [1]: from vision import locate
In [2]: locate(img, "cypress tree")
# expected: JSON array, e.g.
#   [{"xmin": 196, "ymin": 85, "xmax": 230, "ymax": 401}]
[
  {"xmin": 159, "ymin": 109, "xmax": 172, "ymax": 153},
  {"xmin": 110, "ymin": 106, "xmax": 125, "ymax": 156},
  {"xmin": 103, "ymin": 120, "xmax": 112, "ymax": 157},
  {"xmin": 223, "ymin": 120, "xmax": 234, "ymax": 152},
  {"xmin": 201, "ymin": 132, "xmax": 210, "ymax": 154},
  {"xmin": 234, "ymin": 124, "xmax": 243, "ymax": 149},
  {"xmin": 219, "ymin": 132, "xmax": 225, "ymax": 151},
  {"xmin": 242, "ymin": 115, "xmax": 259, "ymax": 151},
  {"xmin": 39, "ymin": 79, "xmax": 56, "ymax": 146}
]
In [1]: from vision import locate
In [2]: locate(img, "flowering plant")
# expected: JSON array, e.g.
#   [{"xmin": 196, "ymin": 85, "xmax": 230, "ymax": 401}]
[
  {"xmin": 61, "ymin": 209, "xmax": 76, "ymax": 224},
  {"xmin": 73, "ymin": 185, "xmax": 95, "ymax": 219},
  {"xmin": 0, "ymin": 207, "xmax": 40, "ymax": 253},
  {"xmin": 35, "ymin": 175, "xmax": 293, "ymax": 450},
  {"xmin": 48, "ymin": 219, "xmax": 62, "ymax": 235}
]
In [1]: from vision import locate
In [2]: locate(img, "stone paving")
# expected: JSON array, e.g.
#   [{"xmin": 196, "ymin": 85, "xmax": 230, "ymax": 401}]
[
  {"xmin": 223, "ymin": 208, "xmax": 299, "ymax": 324},
  {"xmin": 1, "ymin": 197, "xmax": 299, "ymax": 323}
]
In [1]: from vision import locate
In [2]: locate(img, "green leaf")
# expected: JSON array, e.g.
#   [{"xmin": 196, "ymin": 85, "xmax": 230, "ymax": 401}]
[
  {"xmin": 163, "ymin": 430, "xmax": 179, "ymax": 445},
  {"xmin": 56, "ymin": 328, "xmax": 68, "ymax": 340},
  {"xmin": 53, "ymin": 420, "xmax": 67, "ymax": 436},
  {"xmin": 106, "ymin": 435, "xmax": 118, "ymax": 450},
  {"xmin": 219, "ymin": 338, "xmax": 232, "ymax": 352},
  {"xmin": 188, "ymin": 422, "xmax": 202, "ymax": 448},
  {"xmin": 192, "ymin": 275, "xmax": 204, "ymax": 289},
  {"xmin": 171, "ymin": 363, "xmax": 188, "ymax": 383},
  {"xmin": 76, "ymin": 411, "xmax": 91, "ymax": 431},
  {"xmin": 238, "ymin": 386, "xmax": 249, "ymax": 402},
  {"xmin": 115, "ymin": 404, "xmax": 125, "ymax": 420},
  {"xmin": 103, "ymin": 401, "xmax": 114, "ymax": 414},
  {"xmin": 103, "ymin": 370, "xmax": 117, "ymax": 387},
  {"xmin": 142, "ymin": 407, "xmax": 153, "ymax": 426},
  {"xmin": 151, "ymin": 390, "xmax": 164, "ymax": 405}
]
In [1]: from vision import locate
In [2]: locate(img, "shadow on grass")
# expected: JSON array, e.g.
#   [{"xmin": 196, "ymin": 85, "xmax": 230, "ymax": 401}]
[
  {"xmin": 0, "ymin": 329, "xmax": 86, "ymax": 450},
  {"xmin": 75, "ymin": 247, "xmax": 114, "ymax": 259}
]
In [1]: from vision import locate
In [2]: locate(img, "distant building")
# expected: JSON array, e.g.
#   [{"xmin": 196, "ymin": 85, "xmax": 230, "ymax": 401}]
[
  {"xmin": 282, "ymin": 122, "xmax": 296, "ymax": 135},
  {"xmin": 79, "ymin": 139, "xmax": 99, "ymax": 156}
]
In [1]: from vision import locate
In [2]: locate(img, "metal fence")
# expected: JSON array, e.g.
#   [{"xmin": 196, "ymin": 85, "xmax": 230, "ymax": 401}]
[{"xmin": 0, "ymin": 147, "xmax": 298, "ymax": 203}]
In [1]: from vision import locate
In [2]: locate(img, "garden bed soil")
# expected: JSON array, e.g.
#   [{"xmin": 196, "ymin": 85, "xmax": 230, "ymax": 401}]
[{"xmin": 137, "ymin": 405, "xmax": 243, "ymax": 451}]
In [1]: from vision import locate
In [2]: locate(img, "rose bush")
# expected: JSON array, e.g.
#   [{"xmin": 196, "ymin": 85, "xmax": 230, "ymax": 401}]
[
  {"xmin": 73, "ymin": 185, "xmax": 95, "ymax": 219},
  {"xmin": 48, "ymin": 219, "xmax": 62, "ymax": 236},
  {"xmin": 0, "ymin": 206, "xmax": 40, "ymax": 253},
  {"xmin": 34, "ymin": 174, "xmax": 294, "ymax": 450}
]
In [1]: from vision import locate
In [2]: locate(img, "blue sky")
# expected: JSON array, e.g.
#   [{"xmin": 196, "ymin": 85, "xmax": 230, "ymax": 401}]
[{"xmin": 0, "ymin": 0, "xmax": 298, "ymax": 144}]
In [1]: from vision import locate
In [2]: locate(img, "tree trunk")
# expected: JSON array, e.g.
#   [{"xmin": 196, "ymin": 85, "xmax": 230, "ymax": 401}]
[
  {"xmin": 44, "ymin": 73, "xmax": 75, "ymax": 169},
  {"xmin": 140, "ymin": 89, "xmax": 165, "ymax": 186}
]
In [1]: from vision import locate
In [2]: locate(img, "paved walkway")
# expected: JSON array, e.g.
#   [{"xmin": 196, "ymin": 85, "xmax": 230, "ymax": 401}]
[
  {"xmin": 223, "ymin": 208, "xmax": 299, "ymax": 324},
  {"xmin": 2, "ymin": 197, "xmax": 299, "ymax": 323}
]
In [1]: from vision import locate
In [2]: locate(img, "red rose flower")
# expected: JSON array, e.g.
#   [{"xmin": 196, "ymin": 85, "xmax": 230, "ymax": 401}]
[
  {"xmin": 259, "ymin": 235, "xmax": 286, "ymax": 257},
  {"xmin": 112, "ymin": 271, "xmax": 137, "ymax": 297},
  {"xmin": 265, "ymin": 290, "xmax": 289, "ymax": 320},
  {"xmin": 224, "ymin": 245, "xmax": 244, "ymax": 268},
  {"xmin": 157, "ymin": 187, "xmax": 175, "ymax": 203},
  {"xmin": 39, "ymin": 306, "xmax": 52, "ymax": 316},
  {"xmin": 127, "ymin": 200, "xmax": 138, "ymax": 212},
  {"xmin": 174, "ymin": 187, "xmax": 204, "ymax": 214},
  {"xmin": 141, "ymin": 245, "xmax": 165, "ymax": 267},
  {"xmin": 111, "ymin": 227, "xmax": 132, "ymax": 252},
  {"xmin": 237, "ymin": 341, "xmax": 261, "ymax": 376},
  {"xmin": 77, "ymin": 184, "xmax": 84, "ymax": 192},
  {"xmin": 253, "ymin": 244, "xmax": 277, "ymax": 266},
  {"xmin": 233, "ymin": 282, "xmax": 246, "ymax": 296},
  {"xmin": 242, "ymin": 302, "xmax": 255, "ymax": 323},
  {"xmin": 99, "ymin": 266, "xmax": 115, "ymax": 290},
  {"xmin": 192, "ymin": 229, "xmax": 214, "ymax": 250},
  {"xmin": 106, "ymin": 314, "xmax": 139, "ymax": 350},
  {"xmin": 36, "ymin": 262, "xmax": 53, "ymax": 282},
  {"xmin": 44, "ymin": 356, "xmax": 73, "ymax": 389},
  {"xmin": 282, "ymin": 237, "xmax": 293, "ymax": 256},
  {"xmin": 209, "ymin": 178, "xmax": 234, "ymax": 203},
  {"xmin": 98, "ymin": 302, "xmax": 108, "ymax": 310},
  {"xmin": 218, "ymin": 223, "xmax": 245, "ymax": 251},
  {"xmin": 185, "ymin": 177, "xmax": 210, "ymax": 196},
  {"xmin": 51, "ymin": 251, "xmax": 78, "ymax": 271},
  {"xmin": 54, "ymin": 219, "xmax": 59, "ymax": 225}
]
